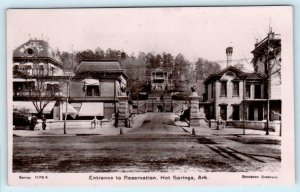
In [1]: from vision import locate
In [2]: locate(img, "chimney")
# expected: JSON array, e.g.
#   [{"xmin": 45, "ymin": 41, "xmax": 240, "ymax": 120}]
[{"xmin": 226, "ymin": 47, "xmax": 233, "ymax": 67}]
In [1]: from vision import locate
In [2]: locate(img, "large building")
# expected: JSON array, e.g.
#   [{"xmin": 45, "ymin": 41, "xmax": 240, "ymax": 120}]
[
  {"xmin": 13, "ymin": 39, "xmax": 65, "ymax": 121},
  {"xmin": 12, "ymin": 39, "xmax": 127, "ymax": 127},
  {"xmin": 150, "ymin": 67, "xmax": 174, "ymax": 91},
  {"xmin": 202, "ymin": 32, "xmax": 281, "ymax": 130},
  {"xmin": 251, "ymin": 31, "xmax": 281, "ymax": 121},
  {"xmin": 69, "ymin": 60, "xmax": 127, "ymax": 120},
  {"xmin": 203, "ymin": 66, "xmax": 265, "ymax": 121}
]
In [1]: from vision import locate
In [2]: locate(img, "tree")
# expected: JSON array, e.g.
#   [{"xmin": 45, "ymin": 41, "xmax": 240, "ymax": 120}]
[
  {"xmin": 30, "ymin": 67, "xmax": 61, "ymax": 118},
  {"xmin": 233, "ymin": 63, "xmax": 245, "ymax": 71},
  {"xmin": 174, "ymin": 53, "xmax": 189, "ymax": 80},
  {"xmin": 162, "ymin": 52, "xmax": 174, "ymax": 68},
  {"xmin": 195, "ymin": 58, "xmax": 221, "ymax": 81}
]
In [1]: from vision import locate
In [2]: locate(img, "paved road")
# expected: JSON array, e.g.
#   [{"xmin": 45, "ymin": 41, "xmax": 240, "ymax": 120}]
[
  {"xmin": 12, "ymin": 112, "xmax": 281, "ymax": 173},
  {"xmin": 128, "ymin": 113, "xmax": 187, "ymax": 135}
]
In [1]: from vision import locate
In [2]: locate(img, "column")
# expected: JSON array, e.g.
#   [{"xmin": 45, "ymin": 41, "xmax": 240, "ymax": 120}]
[
  {"xmin": 189, "ymin": 95, "xmax": 209, "ymax": 128},
  {"xmin": 117, "ymin": 95, "xmax": 129, "ymax": 127}
]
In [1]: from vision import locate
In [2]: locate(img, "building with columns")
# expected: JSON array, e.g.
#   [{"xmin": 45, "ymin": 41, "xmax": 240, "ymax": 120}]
[
  {"xmin": 203, "ymin": 66, "xmax": 266, "ymax": 121},
  {"xmin": 202, "ymin": 32, "xmax": 281, "ymax": 130}
]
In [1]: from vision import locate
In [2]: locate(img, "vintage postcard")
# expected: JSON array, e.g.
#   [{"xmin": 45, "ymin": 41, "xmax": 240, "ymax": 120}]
[{"xmin": 7, "ymin": 7, "xmax": 294, "ymax": 186}]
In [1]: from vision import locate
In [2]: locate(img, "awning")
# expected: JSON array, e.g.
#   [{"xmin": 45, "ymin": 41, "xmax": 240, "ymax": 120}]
[
  {"xmin": 78, "ymin": 102, "xmax": 103, "ymax": 116},
  {"xmin": 62, "ymin": 102, "xmax": 78, "ymax": 119},
  {"xmin": 24, "ymin": 63, "xmax": 33, "ymax": 66},
  {"xmin": 44, "ymin": 81, "xmax": 59, "ymax": 85},
  {"xmin": 13, "ymin": 101, "xmax": 56, "ymax": 114},
  {"xmin": 83, "ymin": 79, "xmax": 100, "ymax": 86},
  {"xmin": 13, "ymin": 78, "xmax": 36, "ymax": 83}
]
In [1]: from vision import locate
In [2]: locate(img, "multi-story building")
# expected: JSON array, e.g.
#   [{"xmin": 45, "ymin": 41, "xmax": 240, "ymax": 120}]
[
  {"xmin": 12, "ymin": 39, "xmax": 127, "ymax": 126},
  {"xmin": 13, "ymin": 39, "xmax": 65, "ymax": 120},
  {"xmin": 202, "ymin": 32, "xmax": 281, "ymax": 131},
  {"xmin": 69, "ymin": 60, "xmax": 127, "ymax": 120},
  {"xmin": 150, "ymin": 67, "xmax": 174, "ymax": 91},
  {"xmin": 203, "ymin": 66, "xmax": 265, "ymax": 121},
  {"xmin": 251, "ymin": 31, "xmax": 281, "ymax": 121}
]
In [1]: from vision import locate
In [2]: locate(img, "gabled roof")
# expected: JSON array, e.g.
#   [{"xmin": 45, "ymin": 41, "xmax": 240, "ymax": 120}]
[
  {"xmin": 13, "ymin": 39, "xmax": 62, "ymax": 67},
  {"xmin": 203, "ymin": 66, "xmax": 264, "ymax": 84}
]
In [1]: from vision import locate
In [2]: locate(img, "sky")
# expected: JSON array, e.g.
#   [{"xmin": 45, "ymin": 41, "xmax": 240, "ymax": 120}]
[{"xmin": 7, "ymin": 7, "xmax": 291, "ymax": 71}]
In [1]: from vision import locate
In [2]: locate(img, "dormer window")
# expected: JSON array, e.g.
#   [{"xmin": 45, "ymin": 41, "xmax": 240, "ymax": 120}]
[{"xmin": 25, "ymin": 48, "xmax": 35, "ymax": 56}]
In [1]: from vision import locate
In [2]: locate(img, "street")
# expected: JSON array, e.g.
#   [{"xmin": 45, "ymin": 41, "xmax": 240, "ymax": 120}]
[
  {"xmin": 127, "ymin": 113, "xmax": 187, "ymax": 134},
  {"xmin": 13, "ymin": 113, "xmax": 281, "ymax": 172}
]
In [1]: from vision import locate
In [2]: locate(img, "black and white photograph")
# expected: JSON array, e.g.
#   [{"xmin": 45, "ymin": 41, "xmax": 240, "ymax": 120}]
[{"xmin": 7, "ymin": 7, "xmax": 294, "ymax": 186}]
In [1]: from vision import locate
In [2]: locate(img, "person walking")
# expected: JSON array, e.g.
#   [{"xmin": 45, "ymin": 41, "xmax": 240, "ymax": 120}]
[
  {"xmin": 30, "ymin": 115, "xmax": 37, "ymax": 131},
  {"xmin": 41, "ymin": 115, "xmax": 47, "ymax": 130},
  {"xmin": 114, "ymin": 110, "xmax": 119, "ymax": 128}
]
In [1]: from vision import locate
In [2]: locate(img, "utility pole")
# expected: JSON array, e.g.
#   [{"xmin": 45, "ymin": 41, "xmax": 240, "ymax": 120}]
[
  {"xmin": 63, "ymin": 46, "xmax": 75, "ymax": 134},
  {"xmin": 265, "ymin": 29, "xmax": 274, "ymax": 135},
  {"xmin": 63, "ymin": 81, "xmax": 69, "ymax": 134}
]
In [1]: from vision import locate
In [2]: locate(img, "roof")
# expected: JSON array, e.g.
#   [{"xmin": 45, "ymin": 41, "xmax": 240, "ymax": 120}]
[
  {"xmin": 245, "ymin": 72, "xmax": 265, "ymax": 80},
  {"xmin": 203, "ymin": 66, "xmax": 264, "ymax": 84},
  {"xmin": 251, "ymin": 33, "xmax": 281, "ymax": 54},
  {"xmin": 146, "ymin": 67, "xmax": 172, "ymax": 76},
  {"xmin": 13, "ymin": 39, "xmax": 62, "ymax": 67},
  {"xmin": 75, "ymin": 60, "xmax": 124, "ymax": 74}
]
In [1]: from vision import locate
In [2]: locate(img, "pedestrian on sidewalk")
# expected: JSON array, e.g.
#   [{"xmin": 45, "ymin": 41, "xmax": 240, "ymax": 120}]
[
  {"xmin": 91, "ymin": 116, "xmax": 98, "ymax": 129},
  {"xmin": 114, "ymin": 110, "xmax": 119, "ymax": 128},
  {"xmin": 30, "ymin": 115, "xmax": 37, "ymax": 131},
  {"xmin": 217, "ymin": 117, "xmax": 225, "ymax": 130},
  {"xmin": 42, "ymin": 115, "xmax": 47, "ymax": 130}
]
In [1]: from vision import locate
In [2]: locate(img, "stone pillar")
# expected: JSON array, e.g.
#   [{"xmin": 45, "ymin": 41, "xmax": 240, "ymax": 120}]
[
  {"xmin": 189, "ymin": 95, "xmax": 209, "ymax": 128},
  {"xmin": 117, "ymin": 95, "xmax": 129, "ymax": 127}
]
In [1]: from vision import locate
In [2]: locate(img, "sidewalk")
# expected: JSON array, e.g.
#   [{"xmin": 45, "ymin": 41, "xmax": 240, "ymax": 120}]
[
  {"xmin": 13, "ymin": 114, "xmax": 147, "ymax": 137},
  {"xmin": 175, "ymin": 120, "xmax": 281, "ymax": 139}
]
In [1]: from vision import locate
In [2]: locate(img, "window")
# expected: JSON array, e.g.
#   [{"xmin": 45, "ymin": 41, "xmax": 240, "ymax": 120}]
[
  {"xmin": 220, "ymin": 105, "xmax": 227, "ymax": 120},
  {"xmin": 27, "ymin": 48, "xmax": 34, "ymax": 55},
  {"xmin": 38, "ymin": 65, "xmax": 44, "ymax": 75},
  {"xmin": 232, "ymin": 105, "xmax": 240, "ymax": 120},
  {"xmin": 233, "ymin": 82, "xmax": 239, "ymax": 96},
  {"xmin": 211, "ymin": 83, "xmax": 214, "ymax": 98},
  {"xmin": 24, "ymin": 82, "xmax": 35, "ymax": 89},
  {"xmin": 46, "ymin": 84, "xmax": 59, "ymax": 92},
  {"xmin": 255, "ymin": 84, "xmax": 261, "ymax": 99},
  {"xmin": 220, "ymin": 81, "xmax": 227, "ymax": 97},
  {"xmin": 50, "ymin": 67, "xmax": 55, "ymax": 76},
  {"xmin": 13, "ymin": 65, "xmax": 19, "ymax": 71},
  {"xmin": 24, "ymin": 65, "xmax": 32, "ymax": 75},
  {"xmin": 86, "ymin": 85, "xmax": 100, "ymax": 97},
  {"xmin": 246, "ymin": 84, "xmax": 251, "ymax": 98}
]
